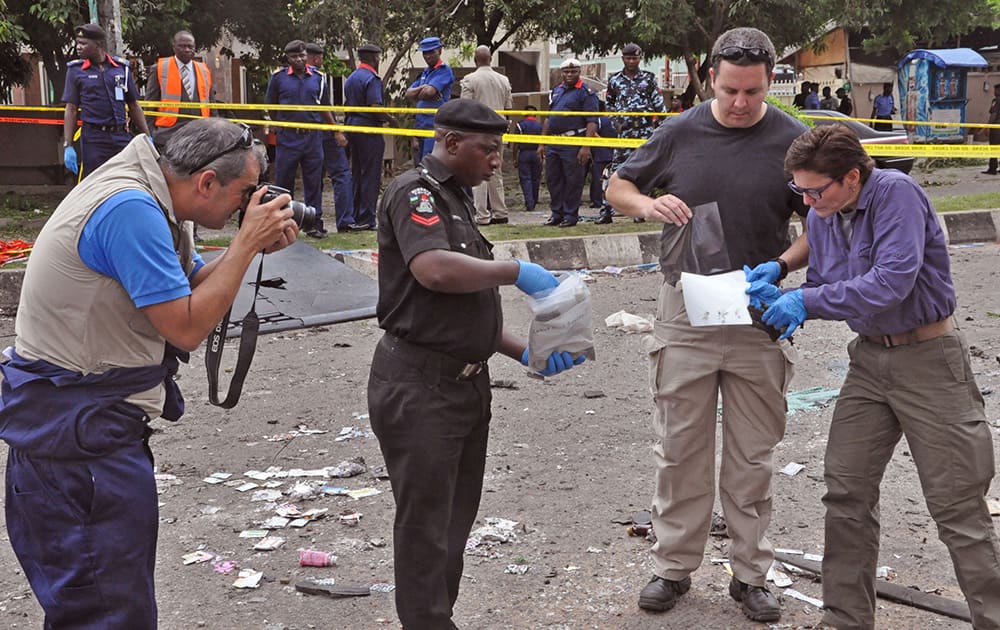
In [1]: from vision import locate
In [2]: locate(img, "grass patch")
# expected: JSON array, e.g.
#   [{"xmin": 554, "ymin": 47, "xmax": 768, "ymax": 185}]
[
  {"xmin": 0, "ymin": 191, "xmax": 61, "ymax": 239},
  {"xmin": 928, "ymin": 191, "xmax": 1000, "ymax": 213}
]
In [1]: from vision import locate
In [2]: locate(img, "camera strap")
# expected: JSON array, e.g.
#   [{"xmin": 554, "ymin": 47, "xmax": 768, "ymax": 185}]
[{"xmin": 205, "ymin": 253, "xmax": 265, "ymax": 408}]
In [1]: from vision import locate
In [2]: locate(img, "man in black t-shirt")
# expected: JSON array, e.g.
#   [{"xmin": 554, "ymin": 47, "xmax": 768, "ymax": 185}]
[
  {"xmin": 368, "ymin": 98, "xmax": 585, "ymax": 629},
  {"xmin": 607, "ymin": 26, "xmax": 809, "ymax": 624}
]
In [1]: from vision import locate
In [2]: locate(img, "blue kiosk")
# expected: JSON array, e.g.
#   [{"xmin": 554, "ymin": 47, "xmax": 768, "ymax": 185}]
[{"xmin": 898, "ymin": 48, "xmax": 988, "ymax": 141}]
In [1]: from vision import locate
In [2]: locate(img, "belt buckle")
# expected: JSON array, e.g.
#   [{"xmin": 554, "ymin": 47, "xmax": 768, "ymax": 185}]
[
  {"xmin": 457, "ymin": 362, "xmax": 482, "ymax": 380},
  {"xmin": 880, "ymin": 334, "xmax": 895, "ymax": 348}
]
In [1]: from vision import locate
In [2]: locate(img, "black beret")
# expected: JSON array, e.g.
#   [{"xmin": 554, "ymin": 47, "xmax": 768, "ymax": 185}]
[
  {"xmin": 434, "ymin": 99, "xmax": 508, "ymax": 134},
  {"xmin": 75, "ymin": 23, "xmax": 106, "ymax": 41},
  {"xmin": 284, "ymin": 40, "xmax": 306, "ymax": 54},
  {"xmin": 305, "ymin": 42, "xmax": 324, "ymax": 55},
  {"xmin": 358, "ymin": 44, "xmax": 382, "ymax": 54},
  {"xmin": 622, "ymin": 43, "xmax": 642, "ymax": 56}
]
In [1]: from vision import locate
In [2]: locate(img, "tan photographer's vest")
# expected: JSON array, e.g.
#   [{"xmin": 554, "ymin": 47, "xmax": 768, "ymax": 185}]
[{"xmin": 15, "ymin": 137, "xmax": 195, "ymax": 416}]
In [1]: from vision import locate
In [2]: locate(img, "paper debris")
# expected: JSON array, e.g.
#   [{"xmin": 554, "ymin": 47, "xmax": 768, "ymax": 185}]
[
  {"xmin": 233, "ymin": 569, "xmax": 263, "ymax": 589},
  {"xmin": 182, "ymin": 550, "xmax": 214, "ymax": 565},
  {"xmin": 347, "ymin": 487, "xmax": 382, "ymax": 500},
  {"xmin": 604, "ymin": 310, "xmax": 653, "ymax": 333},
  {"xmin": 783, "ymin": 588, "xmax": 823, "ymax": 608},
  {"xmin": 370, "ymin": 583, "xmax": 395, "ymax": 593},
  {"xmin": 235, "ymin": 482, "xmax": 260, "ymax": 492},
  {"xmin": 251, "ymin": 489, "xmax": 283, "ymax": 502},
  {"xmin": 260, "ymin": 516, "xmax": 290, "ymax": 529},
  {"xmin": 767, "ymin": 563, "xmax": 793, "ymax": 588},
  {"xmin": 238, "ymin": 529, "xmax": 269, "ymax": 539},
  {"xmin": 253, "ymin": 536, "xmax": 285, "ymax": 551},
  {"xmin": 803, "ymin": 553, "xmax": 824, "ymax": 562},
  {"xmin": 505, "ymin": 564, "xmax": 529, "ymax": 575},
  {"xmin": 780, "ymin": 462, "xmax": 806, "ymax": 476}
]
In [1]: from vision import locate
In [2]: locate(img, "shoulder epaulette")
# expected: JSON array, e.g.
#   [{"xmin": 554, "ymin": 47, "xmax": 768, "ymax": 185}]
[{"xmin": 67, "ymin": 59, "xmax": 84, "ymax": 67}]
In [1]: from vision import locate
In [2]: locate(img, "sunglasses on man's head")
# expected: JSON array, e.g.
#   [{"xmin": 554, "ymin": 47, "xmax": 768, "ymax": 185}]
[
  {"xmin": 713, "ymin": 46, "xmax": 772, "ymax": 64},
  {"xmin": 188, "ymin": 123, "xmax": 255, "ymax": 175}
]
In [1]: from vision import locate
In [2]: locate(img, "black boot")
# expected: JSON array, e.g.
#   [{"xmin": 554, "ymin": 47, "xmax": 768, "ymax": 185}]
[{"xmin": 595, "ymin": 209, "xmax": 613, "ymax": 225}]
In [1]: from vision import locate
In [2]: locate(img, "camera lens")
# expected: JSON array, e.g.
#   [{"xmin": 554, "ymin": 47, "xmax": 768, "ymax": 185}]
[{"xmin": 288, "ymin": 201, "xmax": 317, "ymax": 232}]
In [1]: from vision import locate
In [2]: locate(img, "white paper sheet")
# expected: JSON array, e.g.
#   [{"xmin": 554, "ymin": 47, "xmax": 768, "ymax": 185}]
[{"xmin": 679, "ymin": 270, "xmax": 752, "ymax": 327}]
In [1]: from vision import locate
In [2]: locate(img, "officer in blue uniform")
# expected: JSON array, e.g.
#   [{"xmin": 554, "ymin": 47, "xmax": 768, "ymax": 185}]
[
  {"xmin": 511, "ymin": 105, "xmax": 543, "ymax": 212},
  {"xmin": 539, "ymin": 58, "xmax": 598, "ymax": 227},
  {"xmin": 306, "ymin": 43, "xmax": 353, "ymax": 236},
  {"xmin": 345, "ymin": 44, "xmax": 396, "ymax": 231},
  {"xmin": 62, "ymin": 23, "xmax": 150, "ymax": 179},
  {"xmin": 266, "ymin": 40, "xmax": 336, "ymax": 234},
  {"xmin": 589, "ymin": 103, "xmax": 616, "ymax": 216},
  {"xmin": 404, "ymin": 36, "xmax": 454, "ymax": 164}
]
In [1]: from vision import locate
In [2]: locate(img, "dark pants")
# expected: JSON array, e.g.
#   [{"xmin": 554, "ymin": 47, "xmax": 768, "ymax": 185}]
[
  {"xmin": 873, "ymin": 115, "xmax": 893, "ymax": 132},
  {"xmin": 347, "ymin": 132, "xmax": 384, "ymax": 228},
  {"xmin": 6, "ymin": 444, "xmax": 158, "ymax": 629},
  {"xmin": 79, "ymin": 127, "xmax": 131, "ymax": 179},
  {"xmin": 275, "ymin": 129, "xmax": 324, "ymax": 216},
  {"xmin": 516, "ymin": 150, "xmax": 541, "ymax": 211},
  {"xmin": 368, "ymin": 335, "xmax": 492, "ymax": 629},
  {"xmin": 415, "ymin": 127, "xmax": 435, "ymax": 165},
  {"xmin": 987, "ymin": 130, "xmax": 999, "ymax": 173},
  {"xmin": 545, "ymin": 146, "xmax": 586, "ymax": 222},
  {"xmin": 589, "ymin": 158, "xmax": 611, "ymax": 208},
  {"xmin": 322, "ymin": 136, "xmax": 355, "ymax": 229}
]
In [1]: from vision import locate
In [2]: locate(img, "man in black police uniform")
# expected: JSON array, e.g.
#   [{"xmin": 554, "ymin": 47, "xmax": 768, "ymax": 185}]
[{"xmin": 368, "ymin": 98, "xmax": 585, "ymax": 629}]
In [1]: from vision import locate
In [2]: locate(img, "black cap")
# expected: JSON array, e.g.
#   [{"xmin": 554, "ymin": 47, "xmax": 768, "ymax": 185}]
[
  {"xmin": 75, "ymin": 23, "xmax": 106, "ymax": 41},
  {"xmin": 284, "ymin": 40, "xmax": 306, "ymax": 54},
  {"xmin": 622, "ymin": 43, "xmax": 642, "ymax": 56},
  {"xmin": 434, "ymin": 99, "xmax": 508, "ymax": 134},
  {"xmin": 305, "ymin": 42, "xmax": 324, "ymax": 55},
  {"xmin": 358, "ymin": 44, "xmax": 382, "ymax": 54}
]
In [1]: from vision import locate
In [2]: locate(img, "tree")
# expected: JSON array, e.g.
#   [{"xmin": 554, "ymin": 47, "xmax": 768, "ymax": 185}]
[{"xmin": 838, "ymin": 0, "xmax": 998, "ymax": 53}]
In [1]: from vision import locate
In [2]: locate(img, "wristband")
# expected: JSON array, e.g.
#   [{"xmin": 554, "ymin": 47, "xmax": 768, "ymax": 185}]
[{"xmin": 771, "ymin": 257, "xmax": 789, "ymax": 281}]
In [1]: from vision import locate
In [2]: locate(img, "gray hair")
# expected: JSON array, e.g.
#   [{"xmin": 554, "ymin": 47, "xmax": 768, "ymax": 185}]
[
  {"xmin": 710, "ymin": 27, "xmax": 776, "ymax": 75},
  {"xmin": 159, "ymin": 118, "xmax": 266, "ymax": 185}
]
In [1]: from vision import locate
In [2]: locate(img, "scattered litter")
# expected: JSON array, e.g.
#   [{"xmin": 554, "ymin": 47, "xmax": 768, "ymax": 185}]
[
  {"xmin": 987, "ymin": 498, "xmax": 1000, "ymax": 515},
  {"xmin": 251, "ymin": 489, "xmax": 284, "ymax": 502},
  {"xmin": 222, "ymin": 479, "xmax": 245, "ymax": 488},
  {"xmin": 254, "ymin": 536, "xmax": 285, "ymax": 551},
  {"xmin": 604, "ymin": 310, "xmax": 653, "ymax": 333},
  {"xmin": 264, "ymin": 425, "xmax": 329, "ymax": 442},
  {"xmin": 505, "ymin": 564, "xmax": 530, "ymax": 575},
  {"xmin": 585, "ymin": 410, "xmax": 595, "ymax": 415},
  {"xmin": 233, "ymin": 569, "xmax": 263, "ymax": 589},
  {"xmin": 490, "ymin": 379, "xmax": 518, "ymax": 389},
  {"xmin": 260, "ymin": 516, "xmax": 290, "ymax": 529},
  {"xmin": 339, "ymin": 511, "xmax": 363, "ymax": 526},
  {"xmin": 583, "ymin": 390, "xmax": 605, "ymax": 399},
  {"xmin": 154, "ymin": 473, "xmax": 182, "ymax": 494},
  {"xmin": 709, "ymin": 512, "xmax": 728, "ymax": 538},
  {"xmin": 239, "ymin": 529, "xmax": 269, "ymax": 539},
  {"xmin": 299, "ymin": 549, "xmax": 337, "ymax": 567},
  {"xmin": 295, "ymin": 579, "xmax": 370, "ymax": 598},
  {"xmin": 774, "ymin": 548, "xmax": 803, "ymax": 555},
  {"xmin": 199, "ymin": 505, "xmax": 222, "ymax": 515},
  {"xmin": 601, "ymin": 265, "xmax": 623, "ymax": 275},
  {"xmin": 370, "ymin": 465, "xmax": 390, "ymax": 480},
  {"xmin": 351, "ymin": 412, "xmax": 370, "ymax": 421},
  {"xmin": 329, "ymin": 457, "xmax": 367, "ymax": 478},
  {"xmin": 275, "ymin": 504, "xmax": 302, "ymax": 518},
  {"xmin": 287, "ymin": 481, "xmax": 323, "ymax": 501},
  {"xmin": 347, "ymin": 487, "xmax": 382, "ymax": 500},
  {"xmin": 783, "ymin": 587, "xmax": 823, "ymax": 608},
  {"xmin": 803, "ymin": 553, "xmax": 824, "ymax": 562},
  {"xmin": 586, "ymin": 547, "xmax": 603, "ymax": 554},
  {"xmin": 212, "ymin": 558, "xmax": 237, "ymax": 574},
  {"xmin": 323, "ymin": 486, "xmax": 351, "ymax": 496},
  {"xmin": 335, "ymin": 426, "xmax": 374, "ymax": 442},
  {"xmin": 876, "ymin": 565, "xmax": 895, "ymax": 580},
  {"xmin": 182, "ymin": 550, "xmax": 214, "ymax": 565},
  {"xmin": 203, "ymin": 476, "xmax": 226, "ymax": 484},
  {"xmin": 471, "ymin": 518, "xmax": 520, "ymax": 544},
  {"xmin": 767, "ymin": 563, "xmax": 793, "ymax": 588},
  {"xmin": 564, "ymin": 565, "xmax": 580, "ymax": 572},
  {"xmin": 370, "ymin": 583, "xmax": 395, "ymax": 593},
  {"xmin": 780, "ymin": 462, "xmax": 806, "ymax": 476},
  {"xmin": 235, "ymin": 482, "xmax": 260, "ymax": 492},
  {"xmin": 464, "ymin": 537, "xmax": 502, "ymax": 559},
  {"xmin": 786, "ymin": 386, "xmax": 841, "ymax": 415}
]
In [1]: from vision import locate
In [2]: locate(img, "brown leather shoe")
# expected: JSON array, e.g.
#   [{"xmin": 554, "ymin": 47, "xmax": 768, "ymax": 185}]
[
  {"xmin": 729, "ymin": 577, "xmax": 780, "ymax": 622},
  {"xmin": 638, "ymin": 575, "xmax": 691, "ymax": 611}
]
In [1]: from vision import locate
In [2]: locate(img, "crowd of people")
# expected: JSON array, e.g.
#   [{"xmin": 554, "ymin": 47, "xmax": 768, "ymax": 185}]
[{"xmin": 4, "ymin": 21, "xmax": 999, "ymax": 630}]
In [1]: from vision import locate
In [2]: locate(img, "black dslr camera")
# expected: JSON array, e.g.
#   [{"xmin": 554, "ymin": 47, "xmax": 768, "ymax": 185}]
[{"xmin": 243, "ymin": 184, "xmax": 317, "ymax": 232}]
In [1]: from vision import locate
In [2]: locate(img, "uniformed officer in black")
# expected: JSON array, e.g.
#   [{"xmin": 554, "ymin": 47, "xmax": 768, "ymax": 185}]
[
  {"xmin": 368, "ymin": 98, "xmax": 585, "ymax": 629},
  {"xmin": 62, "ymin": 23, "xmax": 150, "ymax": 179}
]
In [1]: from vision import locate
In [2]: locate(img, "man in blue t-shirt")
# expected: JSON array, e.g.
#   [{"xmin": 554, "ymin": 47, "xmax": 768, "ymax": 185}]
[
  {"xmin": 404, "ymin": 36, "xmax": 454, "ymax": 164},
  {"xmin": 1, "ymin": 118, "xmax": 297, "ymax": 629},
  {"xmin": 871, "ymin": 82, "xmax": 895, "ymax": 131}
]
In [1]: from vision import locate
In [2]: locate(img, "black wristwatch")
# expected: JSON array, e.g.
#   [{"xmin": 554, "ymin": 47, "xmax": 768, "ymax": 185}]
[{"xmin": 771, "ymin": 257, "xmax": 789, "ymax": 281}]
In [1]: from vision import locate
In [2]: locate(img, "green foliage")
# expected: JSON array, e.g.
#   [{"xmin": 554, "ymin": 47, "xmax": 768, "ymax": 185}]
[
  {"xmin": 767, "ymin": 96, "xmax": 814, "ymax": 127},
  {"xmin": 837, "ymin": 0, "xmax": 998, "ymax": 53}
]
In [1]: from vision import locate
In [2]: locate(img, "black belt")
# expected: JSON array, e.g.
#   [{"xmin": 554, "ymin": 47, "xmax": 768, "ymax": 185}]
[
  {"xmin": 288, "ymin": 127, "xmax": 317, "ymax": 135},
  {"xmin": 84, "ymin": 123, "xmax": 127, "ymax": 132},
  {"xmin": 380, "ymin": 333, "xmax": 486, "ymax": 381}
]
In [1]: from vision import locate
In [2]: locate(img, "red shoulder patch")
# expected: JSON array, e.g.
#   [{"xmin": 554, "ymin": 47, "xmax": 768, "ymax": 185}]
[{"xmin": 410, "ymin": 212, "xmax": 440, "ymax": 227}]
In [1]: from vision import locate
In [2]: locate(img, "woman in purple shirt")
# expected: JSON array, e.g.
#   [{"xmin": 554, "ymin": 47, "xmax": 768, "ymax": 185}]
[{"xmin": 749, "ymin": 125, "xmax": 1000, "ymax": 630}]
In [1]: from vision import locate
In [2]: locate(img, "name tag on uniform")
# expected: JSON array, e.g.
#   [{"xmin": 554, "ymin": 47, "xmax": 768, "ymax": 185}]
[{"xmin": 115, "ymin": 87, "xmax": 124, "ymax": 100}]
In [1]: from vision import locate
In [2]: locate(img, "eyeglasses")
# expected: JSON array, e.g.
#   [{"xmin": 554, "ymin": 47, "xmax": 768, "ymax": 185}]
[
  {"xmin": 788, "ymin": 177, "xmax": 841, "ymax": 200},
  {"xmin": 187, "ymin": 123, "xmax": 255, "ymax": 175},
  {"xmin": 713, "ymin": 46, "xmax": 772, "ymax": 64}
]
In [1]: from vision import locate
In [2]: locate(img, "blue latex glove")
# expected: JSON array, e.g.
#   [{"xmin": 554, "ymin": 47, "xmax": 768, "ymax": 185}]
[
  {"xmin": 743, "ymin": 262, "xmax": 781, "ymax": 284},
  {"xmin": 63, "ymin": 146, "xmax": 78, "ymax": 174},
  {"xmin": 514, "ymin": 260, "xmax": 559, "ymax": 296},
  {"xmin": 520, "ymin": 348, "xmax": 587, "ymax": 376},
  {"xmin": 761, "ymin": 289, "xmax": 806, "ymax": 340},
  {"xmin": 745, "ymin": 280, "xmax": 783, "ymax": 309}
]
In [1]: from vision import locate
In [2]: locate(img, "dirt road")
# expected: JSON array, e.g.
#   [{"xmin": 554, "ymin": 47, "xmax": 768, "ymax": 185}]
[{"xmin": 0, "ymin": 244, "xmax": 998, "ymax": 629}]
